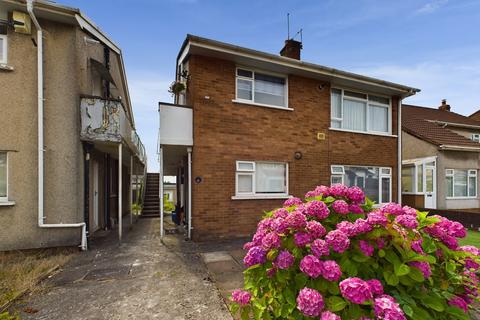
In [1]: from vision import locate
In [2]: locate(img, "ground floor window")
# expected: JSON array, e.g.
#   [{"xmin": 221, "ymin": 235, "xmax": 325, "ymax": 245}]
[
  {"xmin": 331, "ymin": 165, "xmax": 391, "ymax": 204},
  {"xmin": 446, "ymin": 169, "xmax": 477, "ymax": 198},
  {"xmin": 0, "ymin": 152, "xmax": 8, "ymax": 201},
  {"xmin": 235, "ymin": 161, "xmax": 288, "ymax": 196}
]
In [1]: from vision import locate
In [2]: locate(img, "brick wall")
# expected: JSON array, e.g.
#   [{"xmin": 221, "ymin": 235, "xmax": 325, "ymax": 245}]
[{"xmin": 188, "ymin": 55, "xmax": 399, "ymax": 241}]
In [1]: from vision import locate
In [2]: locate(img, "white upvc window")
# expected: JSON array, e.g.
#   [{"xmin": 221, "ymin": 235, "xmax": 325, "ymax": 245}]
[
  {"xmin": 471, "ymin": 134, "xmax": 480, "ymax": 142},
  {"xmin": 235, "ymin": 67, "xmax": 288, "ymax": 108},
  {"xmin": 0, "ymin": 34, "xmax": 7, "ymax": 65},
  {"xmin": 0, "ymin": 152, "xmax": 8, "ymax": 202},
  {"xmin": 446, "ymin": 169, "xmax": 477, "ymax": 198},
  {"xmin": 235, "ymin": 161, "xmax": 288, "ymax": 197},
  {"xmin": 331, "ymin": 88, "xmax": 391, "ymax": 135},
  {"xmin": 331, "ymin": 165, "xmax": 392, "ymax": 204}
]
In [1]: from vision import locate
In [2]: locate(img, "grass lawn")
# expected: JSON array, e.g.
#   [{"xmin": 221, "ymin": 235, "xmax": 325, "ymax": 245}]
[
  {"xmin": 459, "ymin": 230, "xmax": 480, "ymax": 248},
  {"xmin": 0, "ymin": 248, "xmax": 76, "ymax": 310}
]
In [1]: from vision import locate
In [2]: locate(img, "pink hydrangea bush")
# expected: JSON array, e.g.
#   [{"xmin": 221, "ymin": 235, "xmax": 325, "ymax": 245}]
[{"xmin": 230, "ymin": 184, "xmax": 480, "ymax": 319}]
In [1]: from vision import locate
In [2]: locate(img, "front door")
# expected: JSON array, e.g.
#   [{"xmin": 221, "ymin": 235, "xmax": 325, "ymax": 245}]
[
  {"xmin": 424, "ymin": 165, "xmax": 436, "ymax": 209},
  {"xmin": 92, "ymin": 160, "xmax": 100, "ymax": 231}
]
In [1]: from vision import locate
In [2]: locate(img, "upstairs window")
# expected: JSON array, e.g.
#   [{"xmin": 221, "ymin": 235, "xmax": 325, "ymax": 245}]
[
  {"xmin": 235, "ymin": 161, "xmax": 288, "ymax": 196},
  {"xmin": 471, "ymin": 134, "xmax": 480, "ymax": 142},
  {"xmin": 0, "ymin": 34, "xmax": 7, "ymax": 65},
  {"xmin": 0, "ymin": 152, "xmax": 8, "ymax": 201},
  {"xmin": 331, "ymin": 88, "xmax": 391, "ymax": 134},
  {"xmin": 236, "ymin": 68, "xmax": 287, "ymax": 108}
]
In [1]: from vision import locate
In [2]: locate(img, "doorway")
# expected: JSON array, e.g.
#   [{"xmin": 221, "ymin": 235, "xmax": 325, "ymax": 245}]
[{"xmin": 424, "ymin": 164, "xmax": 436, "ymax": 209}]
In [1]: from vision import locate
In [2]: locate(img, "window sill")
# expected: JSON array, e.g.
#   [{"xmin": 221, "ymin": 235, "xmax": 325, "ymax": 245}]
[
  {"xmin": 446, "ymin": 197, "xmax": 477, "ymax": 200},
  {"xmin": 0, "ymin": 64, "xmax": 14, "ymax": 71},
  {"xmin": 0, "ymin": 201, "xmax": 16, "ymax": 207},
  {"xmin": 231, "ymin": 194, "xmax": 292, "ymax": 200},
  {"xmin": 402, "ymin": 192, "xmax": 425, "ymax": 195},
  {"xmin": 232, "ymin": 99, "xmax": 294, "ymax": 111},
  {"xmin": 329, "ymin": 128, "xmax": 397, "ymax": 138}
]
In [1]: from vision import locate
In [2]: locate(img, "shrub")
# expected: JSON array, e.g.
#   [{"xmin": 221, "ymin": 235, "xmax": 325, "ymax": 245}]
[{"xmin": 230, "ymin": 184, "xmax": 480, "ymax": 320}]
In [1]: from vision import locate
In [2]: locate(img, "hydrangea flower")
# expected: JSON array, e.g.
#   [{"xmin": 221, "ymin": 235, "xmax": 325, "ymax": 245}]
[
  {"xmin": 376, "ymin": 238, "xmax": 385, "ymax": 250},
  {"xmin": 261, "ymin": 232, "xmax": 281, "ymax": 250},
  {"xmin": 349, "ymin": 204, "xmax": 364, "ymax": 214},
  {"xmin": 272, "ymin": 217, "xmax": 288, "ymax": 234},
  {"xmin": 336, "ymin": 221, "xmax": 356, "ymax": 237},
  {"xmin": 311, "ymin": 239, "xmax": 330, "ymax": 257},
  {"xmin": 329, "ymin": 184, "xmax": 348, "ymax": 197},
  {"xmin": 306, "ymin": 220, "xmax": 327, "ymax": 238},
  {"xmin": 285, "ymin": 210, "xmax": 307, "ymax": 229},
  {"xmin": 273, "ymin": 208, "xmax": 289, "ymax": 219},
  {"xmin": 305, "ymin": 200, "xmax": 330, "ymax": 219},
  {"xmin": 296, "ymin": 287, "xmax": 324, "ymax": 317},
  {"xmin": 459, "ymin": 245, "xmax": 480, "ymax": 256},
  {"xmin": 373, "ymin": 294, "xmax": 406, "ymax": 320},
  {"xmin": 320, "ymin": 311, "xmax": 341, "ymax": 320},
  {"xmin": 243, "ymin": 246, "xmax": 266, "ymax": 267},
  {"xmin": 231, "ymin": 289, "xmax": 251, "ymax": 305},
  {"xmin": 321, "ymin": 260, "xmax": 342, "ymax": 281},
  {"xmin": 408, "ymin": 261, "xmax": 432, "ymax": 278},
  {"xmin": 380, "ymin": 202, "xmax": 404, "ymax": 216},
  {"xmin": 359, "ymin": 240, "xmax": 374, "ymax": 257},
  {"xmin": 347, "ymin": 186, "xmax": 365, "ymax": 204},
  {"xmin": 366, "ymin": 279, "xmax": 384, "ymax": 296},
  {"xmin": 367, "ymin": 210, "xmax": 388, "ymax": 226},
  {"xmin": 300, "ymin": 255, "xmax": 323, "ymax": 278},
  {"xmin": 284, "ymin": 197, "xmax": 303, "ymax": 207},
  {"xmin": 353, "ymin": 218, "xmax": 373, "ymax": 235},
  {"xmin": 332, "ymin": 200, "xmax": 350, "ymax": 214},
  {"xmin": 411, "ymin": 239, "xmax": 424, "ymax": 254},
  {"xmin": 402, "ymin": 206, "xmax": 417, "ymax": 216},
  {"xmin": 243, "ymin": 241, "xmax": 255, "ymax": 251},
  {"xmin": 395, "ymin": 214, "xmax": 419, "ymax": 229},
  {"xmin": 275, "ymin": 250, "xmax": 295, "ymax": 270},
  {"xmin": 448, "ymin": 296, "xmax": 468, "ymax": 313},
  {"xmin": 325, "ymin": 230, "xmax": 350, "ymax": 253},
  {"xmin": 294, "ymin": 232, "xmax": 312, "ymax": 247},
  {"xmin": 339, "ymin": 277, "xmax": 373, "ymax": 304}
]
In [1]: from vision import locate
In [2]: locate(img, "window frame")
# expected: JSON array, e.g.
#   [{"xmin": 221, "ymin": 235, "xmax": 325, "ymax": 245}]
[
  {"xmin": 0, "ymin": 152, "xmax": 8, "ymax": 202},
  {"xmin": 330, "ymin": 164, "xmax": 392, "ymax": 204},
  {"xmin": 472, "ymin": 134, "xmax": 480, "ymax": 142},
  {"xmin": 330, "ymin": 87, "xmax": 392, "ymax": 135},
  {"xmin": 234, "ymin": 160, "xmax": 289, "ymax": 198},
  {"xmin": 445, "ymin": 168, "xmax": 477, "ymax": 199},
  {"xmin": 234, "ymin": 67, "xmax": 289, "ymax": 109},
  {"xmin": 0, "ymin": 34, "xmax": 7, "ymax": 65}
]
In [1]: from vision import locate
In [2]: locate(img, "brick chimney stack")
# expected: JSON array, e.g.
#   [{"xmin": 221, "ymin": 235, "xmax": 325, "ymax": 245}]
[
  {"xmin": 439, "ymin": 99, "xmax": 451, "ymax": 111},
  {"xmin": 280, "ymin": 39, "xmax": 302, "ymax": 60}
]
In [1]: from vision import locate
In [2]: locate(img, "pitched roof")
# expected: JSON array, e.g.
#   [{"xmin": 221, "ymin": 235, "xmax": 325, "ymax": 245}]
[{"xmin": 402, "ymin": 104, "xmax": 480, "ymax": 148}]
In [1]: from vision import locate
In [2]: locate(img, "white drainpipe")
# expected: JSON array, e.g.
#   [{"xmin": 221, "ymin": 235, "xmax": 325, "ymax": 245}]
[
  {"xmin": 398, "ymin": 97, "xmax": 403, "ymax": 205},
  {"xmin": 27, "ymin": 0, "xmax": 87, "ymax": 250}
]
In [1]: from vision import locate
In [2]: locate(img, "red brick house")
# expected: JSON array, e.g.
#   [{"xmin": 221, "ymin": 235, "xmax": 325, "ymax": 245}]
[{"xmin": 158, "ymin": 35, "xmax": 419, "ymax": 241}]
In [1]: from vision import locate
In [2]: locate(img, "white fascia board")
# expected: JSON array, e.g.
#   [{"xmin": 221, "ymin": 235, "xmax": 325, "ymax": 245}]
[
  {"xmin": 75, "ymin": 14, "xmax": 120, "ymax": 54},
  {"xmin": 439, "ymin": 145, "xmax": 480, "ymax": 152}
]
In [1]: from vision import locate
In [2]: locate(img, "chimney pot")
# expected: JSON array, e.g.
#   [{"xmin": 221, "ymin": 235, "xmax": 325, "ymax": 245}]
[
  {"xmin": 280, "ymin": 39, "xmax": 302, "ymax": 60},
  {"xmin": 439, "ymin": 99, "xmax": 451, "ymax": 111}
]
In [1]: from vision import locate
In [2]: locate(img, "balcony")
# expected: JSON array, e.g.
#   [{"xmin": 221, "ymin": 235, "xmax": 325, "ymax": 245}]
[
  {"xmin": 158, "ymin": 103, "xmax": 193, "ymax": 146},
  {"xmin": 80, "ymin": 96, "xmax": 146, "ymax": 163}
]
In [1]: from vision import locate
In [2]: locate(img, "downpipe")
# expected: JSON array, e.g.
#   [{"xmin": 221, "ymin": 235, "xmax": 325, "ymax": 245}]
[{"xmin": 27, "ymin": 0, "xmax": 87, "ymax": 250}]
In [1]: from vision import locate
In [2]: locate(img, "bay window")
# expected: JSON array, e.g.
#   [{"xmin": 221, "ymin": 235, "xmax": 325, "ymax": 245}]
[
  {"xmin": 331, "ymin": 165, "xmax": 391, "ymax": 204},
  {"xmin": 331, "ymin": 88, "xmax": 391, "ymax": 134},
  {"xmin": 446, "ymin": 169, "xmax": 477, "ymax": 198},
  {"xmin": 235, "ymin": 161, "xmax": 288, "ymax": 197},
  {"xmin": 0, "ymin": 152, "xmax": 8, "ymax": 202},
  {"xmin": 235, "ymin": 68, "xmax": 287, "ymax": 108}
]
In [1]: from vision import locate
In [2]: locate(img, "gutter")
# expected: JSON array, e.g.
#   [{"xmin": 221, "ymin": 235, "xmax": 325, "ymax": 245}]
[
  {"xmin": 438, "ymin": 145, "xmax": 480, "ymax": 152},
  {"xmin": 398, "ymin": 98, "xmax": 402, "ymax": 205},
  {"xmin": 430, "ymin": 120, "xmax": 480, "ymax": 130},
  {"xmin": 27, "ymin": 0, "xmax": 87, "ymax": 251}
]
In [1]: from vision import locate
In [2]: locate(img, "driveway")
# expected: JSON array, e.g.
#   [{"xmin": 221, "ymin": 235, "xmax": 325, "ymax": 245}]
[{"xmin": 11, "ymin": 218, "xmax": 232, "ymax": 320}]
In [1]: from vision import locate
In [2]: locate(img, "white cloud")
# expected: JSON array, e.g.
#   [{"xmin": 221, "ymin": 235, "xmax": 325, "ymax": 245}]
[{"xmin": 415, "ymin": 0, "xmax": 448, "ymax": 15}]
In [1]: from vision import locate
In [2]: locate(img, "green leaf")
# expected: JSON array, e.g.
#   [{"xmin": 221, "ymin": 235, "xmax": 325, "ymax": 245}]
[
  {"xmin": 403, "ymin": 304, "xmax": 413, "ymax": 317},
  {"xmin": 327, "ymin": 281, "xmax": 340, "ymax": 295},
  {"xmin": 327, "ymin": 296, "xmax": 347, "ymax": 312},
  {"xmin": 446, "ymin": 306, "xmax": 469, "ymax": 320},
  {"xmin": 408, "ymin": 267, "xmax": 425, "ymax": 282},
  {"xmin": 230, "ymin": 303, "xmax": 240, "ymax": 315},
  {"xmin": 445, "ymin": 260, "xmax": 456, "ymax": 273},
  {"xmin": 352, "ymin": 252, "xmax": 370, "ymax": 262},
  {"xmin": 410, "ymin": 305, "xmax": 431, "ymax": 320},
  {"xmin": 394, "ymin": 264, "xmax": 411, "ymax": 276},
  {"xmin": 422, "ymin": 295, "xmax": 445, "ymax": 312},
  {"xmin": 294, "ymin": 273, "xmax": 308, "ymax": 290},
  {"xmin": 378, "ymin": 249, "xmax": 386, "ymax": 257},
  {"xmin": 383, "ymin": 270, "xmax": 399, "ymax": 286},
  {"xmin": 385, "ymin": 250, "xmax": 401, "ymax": 266},
  {"xmin": 240, "ymin": 306, "xmax": 251, "ymax": 320}
]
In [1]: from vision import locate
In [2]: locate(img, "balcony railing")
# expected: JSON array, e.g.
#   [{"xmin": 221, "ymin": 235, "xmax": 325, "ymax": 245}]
[
  {"xmin": 158, "ymin": 103, "xmax": 193, "ymax": 146},
  {"xmin": 80, "ymin": 96, "xmax": 146, "ymax": 164}
]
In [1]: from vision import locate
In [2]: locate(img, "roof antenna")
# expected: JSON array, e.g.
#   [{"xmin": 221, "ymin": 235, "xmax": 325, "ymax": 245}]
[{"xmin": 287, "ymin": 13, "xmax": 290, "ymax": 40}]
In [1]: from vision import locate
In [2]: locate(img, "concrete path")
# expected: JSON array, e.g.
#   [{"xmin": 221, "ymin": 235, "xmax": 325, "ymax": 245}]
[{"xmin": 12, "ymin": 219, "xmax": 232, "ymax": 320}]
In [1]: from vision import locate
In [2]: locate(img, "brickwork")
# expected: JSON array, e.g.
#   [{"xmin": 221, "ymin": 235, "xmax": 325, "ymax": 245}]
[{"xmin": 188, "ymin": 55, "xmax": 399, "ymax": 241}]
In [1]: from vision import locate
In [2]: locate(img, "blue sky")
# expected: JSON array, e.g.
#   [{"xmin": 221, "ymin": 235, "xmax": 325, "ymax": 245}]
[{"xmin": 61, "ymin": 0, "xmax": 480, "ymax": 171}]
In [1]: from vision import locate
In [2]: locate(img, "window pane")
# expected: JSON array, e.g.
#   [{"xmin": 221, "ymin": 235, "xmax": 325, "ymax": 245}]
[
  {"xmin": 381, "ymin": 177, "xmax": 391, "ymax": 203},
  {"xmin": 256, "ymin": 163, "xmax": 286, "ymax": 193},
  {"xmin": 402, "ymin": 166, "xmax": 414, "ymax": 193},
  {"xmin": 331, "ymin": 89, "xmax": 342, "ymax": 119},
  {"xmin": 238, "ymin": 162, "xmax": 254, "ymax": 171},
  {"xmin": 0, "ymin": 37, "xmax": 4, "ymax": 62},
  {"xmin": 331, "ymin": 120, "xmax": 341, "ymax": 128},
  {"xmin": 369, "ymin": 95, "xmax": 389, "ymax": 105},
  {"xmin": 237, "ymin": 79, "xmax": 252, "ymax": 100},
  {"xmin": 426, "ymin": 168, "xmax": 433, "ymax": 193},
  {"xmin": 344, "ymin": 91, "xmax": 367, "ymax": 99},
  {"xmin": 254, "ymin": 73, "xmax": 285, "ymax": 107},
  {"xmin": 331, "ymin": 175, "xmax": 343, "ymax": 184},
  {"xmin": 344, "ymin": 166, "xmax": 379, "ymax": 203},
  {"xmin": 417, "ymin": 165, "xmax": 423, "ymax": 193},
  {"xmin": 237, "ymin": 69, "xmax": 253, "ymax": 78},
  {"xmin": 446, "ymin": 176, "xmax": 453, "ymax": 197},
  {"xmin": 0, "ymin": 153, "xmax": 6, "ymax": 198},
  {"xmin": 237, "ymin": 174, "xmax": 253, "ymax": 193},
  {"xmin": 454, "ymin": 170, "xmax": 468, "ymax": 197},
  {"xmin": 469, "ymin": 176, "xmax": 476, "ymax": 197},
  {"xmin": 369, "ymin": 105, "xmax": 388, "ymax": 132},
  {"xmin": 343, "ymin": 99, "xmax": 366, "ymax": 131}
]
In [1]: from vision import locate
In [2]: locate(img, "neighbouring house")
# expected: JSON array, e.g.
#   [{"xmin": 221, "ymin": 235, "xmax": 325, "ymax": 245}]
[
  {"xmin": 402, "ymin": 100, "xmax": 480, "ymax": 210},
  {"xmin": 0, "ymin": 0, "xmax": 146, "ymax": 251},
  {"xmin": 158, "ymin": 34, "xmax": 419, "ymax": 241}
]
